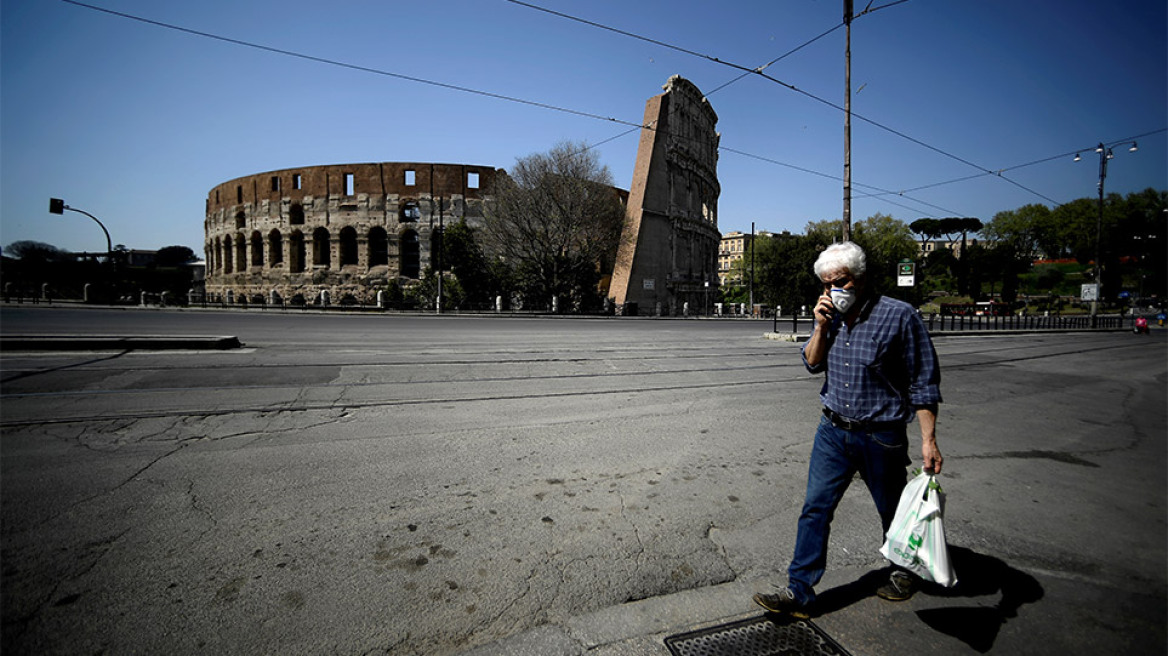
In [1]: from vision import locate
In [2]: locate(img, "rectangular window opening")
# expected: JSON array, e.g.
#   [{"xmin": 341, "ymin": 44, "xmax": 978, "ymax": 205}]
[
  {"xmin": 345, "ymin": 173, "xmax": 355, "ymax": 196},
  {"xmin": 237, "ymin": 186, "xmax": 243, "ymax": 203},
  {"xmin": 467, "ymin": 172, "xmax": 480, "ymax": 189},
  {"xmin": 405, "ymin": 170, "xmax": 416, "ymax": 186},
  {"xmin": 271, "ymin": 176, "xmax": 280, "ymax": 192},
  {"xmin": 293, "ymin": 174, "xmax": 302, "ymax": 190}
]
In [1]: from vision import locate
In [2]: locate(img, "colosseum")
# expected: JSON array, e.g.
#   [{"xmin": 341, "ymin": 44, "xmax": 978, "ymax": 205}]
[{"xmin": 204, "ymin": 162, "xmax": 500, "ymax": 305}]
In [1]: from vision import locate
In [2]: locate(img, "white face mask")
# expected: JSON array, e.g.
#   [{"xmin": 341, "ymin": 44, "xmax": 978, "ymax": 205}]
[{"xmin": 830, "ymin": 287, "xmax": 857, "ymax": 315}]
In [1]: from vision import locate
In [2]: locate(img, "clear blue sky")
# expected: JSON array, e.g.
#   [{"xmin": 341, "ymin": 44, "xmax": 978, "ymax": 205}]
[{"xmin": 2, "ymin": 0, "xmax": 1165, "ymax": 256}]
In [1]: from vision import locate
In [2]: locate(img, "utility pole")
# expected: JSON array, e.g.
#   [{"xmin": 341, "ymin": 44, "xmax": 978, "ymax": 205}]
[
  {"xmin": 749, "ymin": 222, "xmax": 755, "ymax": 313},
  {"xmin": 436, "ymin": 198, "xmax": 444, "ymax": 314},
  {"xmin": 1079, "ymin": 140, "xmax": 1137, "ymax": 326},
  {"xmin": 842, "ymin": 0, "xmax": 853, "ymax": 242}
]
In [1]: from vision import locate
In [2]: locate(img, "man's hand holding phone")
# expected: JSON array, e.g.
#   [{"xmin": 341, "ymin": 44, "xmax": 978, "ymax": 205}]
[{"xmin": 814, "ymin": 292, "xmax": 835, "ymax": 328}]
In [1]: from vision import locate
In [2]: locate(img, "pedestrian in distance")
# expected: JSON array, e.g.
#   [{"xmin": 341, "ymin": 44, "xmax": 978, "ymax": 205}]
[{"xmin": 754, "ymin": 241, "xmax": 944, "ymax": 618}]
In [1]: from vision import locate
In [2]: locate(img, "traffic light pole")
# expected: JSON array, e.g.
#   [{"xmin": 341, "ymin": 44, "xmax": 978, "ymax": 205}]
[{"xmin": 49, "ymin": 198, "xmax": 112, "ymax": 261}]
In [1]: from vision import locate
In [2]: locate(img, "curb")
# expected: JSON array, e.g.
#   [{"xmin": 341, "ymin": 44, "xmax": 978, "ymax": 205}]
[
  {"xmin": 0, "ymin": 335, "xmax": 243, "ymax": 351},
  {"xmin": 764, "ymin": 327, "xmax": 1135, "ymax": 342}
]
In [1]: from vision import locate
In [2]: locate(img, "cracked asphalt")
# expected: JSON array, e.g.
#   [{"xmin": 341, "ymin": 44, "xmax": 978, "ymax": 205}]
[{"xmin": 1, "ymin": 307, "xmax": 1165, "ymax": 655}]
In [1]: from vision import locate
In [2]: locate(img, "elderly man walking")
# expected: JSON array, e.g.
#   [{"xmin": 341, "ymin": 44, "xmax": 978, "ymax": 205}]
[{"xmin": 754, "ymin": 241, "xmax": 943, "ymax": 617}]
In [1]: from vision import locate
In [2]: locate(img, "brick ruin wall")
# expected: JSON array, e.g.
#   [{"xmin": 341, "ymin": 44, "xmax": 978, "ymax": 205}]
[
  {"xmin": 609, "ymin": 75, "xmax": 722, "ymax": 315},
  {"xmin": 204, "ymin": 163, "xmax": 499, "ymax": 305}
]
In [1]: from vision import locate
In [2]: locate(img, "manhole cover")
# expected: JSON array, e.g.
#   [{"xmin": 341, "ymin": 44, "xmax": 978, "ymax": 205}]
[{"xmin": 664, "ymin": 615, "xmax": 852, "ymax": 656}]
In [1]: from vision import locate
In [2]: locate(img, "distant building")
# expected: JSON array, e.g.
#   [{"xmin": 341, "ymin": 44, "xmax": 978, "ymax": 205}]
[
  {"xmin": 718, "ymin": 231, "xmax": 751, "ymax": 286},
  {"xmin": 609, "ymin": 76, "xmax": 721, "ymax": 316},
  {"xmin": 204, "ymin": 163, "xmax": 500, "ymax": 305},
  {"xmin": 203, "ymin": 77, "xmax": 726, "ymax": 312},
  {"xmin": 918, "ymin": 239, "xmax": 979, "ymax": 258}
]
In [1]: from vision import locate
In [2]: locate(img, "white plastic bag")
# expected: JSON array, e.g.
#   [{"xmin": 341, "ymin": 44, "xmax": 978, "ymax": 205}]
[{"xmin": 879, "ymin": 471, "xmax": 957, "ymax": 587}]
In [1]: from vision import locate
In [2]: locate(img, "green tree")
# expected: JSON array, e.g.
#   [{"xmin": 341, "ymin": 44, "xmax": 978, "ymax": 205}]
[
  {"xmin": 1115, "ymin": 188, "xmax": 1167, "ymax": 299},
  {"xmin": 853, "ymin": 213, "xmax": 918, "ymax": 299},
  {"xmin": 155, "ymin": 245, "xmax": 196, "ymax": 267},
  {"xmin": 982, "ymin": 205, "xmax": 1050, "ymax": 261},
  {"xmin": 981, "ymin": 205, "xmax": 1054, "ymax": 304},
  {"xmin": 804, "ymin": 214, "xmax": 918, "ymax": 298},
  {"xmin": 750, "ymin": 231, "xmax": 830, "ymax": 315},
  {"xmin": 932, "ymin": 217, "xmax": 983, "ymax": 295},
  {"xmin": 4, "ymin": 240, "xmax": 67, "ymax": 262},
  {"xmin": 440, "ymin": 219, "xmax": 498, "ymax": 308},
  {"xmin": 483, "ymin": 141, "xmax": 626, "ymax": 311},
  {"xmin": 908, "ymin": 218, "xmax": 943, "ymax": 251},
  {"xmin": 1049, "ymin": 198, "xmax": 1099, "ymax": 264}
]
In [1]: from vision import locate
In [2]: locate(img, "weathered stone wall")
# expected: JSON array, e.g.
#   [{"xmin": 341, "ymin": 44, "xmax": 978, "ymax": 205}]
[
  {"xmin": 204, "ymin": 163, "xmax": 499, "ymax": 305},
  {"xmin": 609, "ymin": 76, "xmax": 721, "ymax": 315}
]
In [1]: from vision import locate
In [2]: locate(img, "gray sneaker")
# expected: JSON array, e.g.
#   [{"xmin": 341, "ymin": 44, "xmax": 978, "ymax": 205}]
[
  {"xmin": 875, "ymin": 570, "xmax": 917, "ymax": 601},
  {"xmin": 752, "ymin": 587, "xmax": 810, "ymax": 618}
]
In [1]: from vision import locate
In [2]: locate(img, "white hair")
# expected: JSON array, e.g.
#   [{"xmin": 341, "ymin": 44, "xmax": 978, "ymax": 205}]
[{"xmin": 813, "ymin": 241, "xmax": 867, "ymax": 279}]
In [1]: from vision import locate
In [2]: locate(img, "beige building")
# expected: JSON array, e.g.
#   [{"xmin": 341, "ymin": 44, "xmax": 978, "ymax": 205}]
[
  {"xmin": 718, "ymin": 231, "xmax": 751, "ymax": 286},
  {"xmin": 918, "ymin": 239, "xmax": 978, "ymax": 258}
]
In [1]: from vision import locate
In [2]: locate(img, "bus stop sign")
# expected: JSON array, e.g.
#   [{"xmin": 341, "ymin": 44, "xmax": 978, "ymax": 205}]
[{"xmin": 897, "ymin": 261, "xmax": 915, "ymax": 287}]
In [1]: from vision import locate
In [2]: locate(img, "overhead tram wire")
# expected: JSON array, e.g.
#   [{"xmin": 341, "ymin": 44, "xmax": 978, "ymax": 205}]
[
  {"xmin": 856, "ymin": 128, "xmax": 1168, "ymax": 206},
  {"xmin": 62, "ymin": 0, "xmax": 959, "ymax": 218},
  {"xmin": 507, "ymin": 0, "xmax": 1069, "ymax": 208},
  {"xmin": 701, "ymin": 23, "xmax": 843, "ymax": 98},
  {"xmin": 506, "ymin": 0, "xmax": 906, "ymax": 99},
  {"xmin": 704, "ymin": 0, "xmax": 909, "ymax": 98},
  {"xmin": 60, "ymin": 0, "xmax": 644, "ymax": 131},
  {"xmin": 507, "ymin": 0, "xmax": 964, "ymax": 216},
  {"xmin": 719, "ymin": 146, "xmax": 963, "ymax": 217}
]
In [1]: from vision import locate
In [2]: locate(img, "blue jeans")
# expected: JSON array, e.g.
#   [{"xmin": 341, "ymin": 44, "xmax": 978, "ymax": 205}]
[{"xmin": 786, "ymin": 414, "xmax": 910, "ymax": 605}]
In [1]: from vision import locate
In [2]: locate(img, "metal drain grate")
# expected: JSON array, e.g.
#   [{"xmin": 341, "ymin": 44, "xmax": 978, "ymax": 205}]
[{"xmin": 664, "ymin": 615, "xmax": 853, "ymax": 656}]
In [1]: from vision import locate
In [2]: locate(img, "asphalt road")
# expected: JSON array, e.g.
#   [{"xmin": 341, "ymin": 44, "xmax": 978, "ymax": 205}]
[{"xmin": 1, "ymin": 306, "xmax": 1165, "ymax": 655}]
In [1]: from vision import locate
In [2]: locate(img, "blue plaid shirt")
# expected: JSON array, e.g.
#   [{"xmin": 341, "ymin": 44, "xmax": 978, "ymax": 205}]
[{"xmin": 802, "ymin": 294, "xmax": 942, "ymax": 424}]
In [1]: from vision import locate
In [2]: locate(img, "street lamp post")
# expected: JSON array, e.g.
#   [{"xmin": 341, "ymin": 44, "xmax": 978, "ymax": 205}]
[
  {"xmin": 842, "ymin": 0, "xmax": 853, "ymax": 242},
  {"xmin": 1078, "ymin": 142, "xmax": 1137, "ymax": 325},
  {"xmin": 749, "ymin": 222, "xmax": 755, "ymax": 313}
]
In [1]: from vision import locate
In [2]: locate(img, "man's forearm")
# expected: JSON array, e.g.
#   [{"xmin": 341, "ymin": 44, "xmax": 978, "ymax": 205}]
[
  {"xmin": 803, "ymin": 328, "xmax": 829, "ymax": 369},
  {"xmin": 916, "ymin": 405, "xmax": 937, "ymax": 441},
  {"xmin": 915, "ymin": 405, "xmax": 943, "ymax": 474}
]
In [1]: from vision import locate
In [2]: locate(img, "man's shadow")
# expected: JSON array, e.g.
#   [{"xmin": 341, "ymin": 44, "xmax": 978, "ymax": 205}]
[{"xmin": 812, "ymin": 546, "xmax": 1044, "ymax": 653}]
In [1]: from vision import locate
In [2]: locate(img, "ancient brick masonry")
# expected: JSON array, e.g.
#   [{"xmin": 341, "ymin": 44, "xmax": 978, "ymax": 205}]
[
  {"xmin": 609, "ymin": 75, "xmax": 721, "ymax": 316},
  {"xmin": 204, "ymin": 163, "xmax": 499, "ymax": 305}
]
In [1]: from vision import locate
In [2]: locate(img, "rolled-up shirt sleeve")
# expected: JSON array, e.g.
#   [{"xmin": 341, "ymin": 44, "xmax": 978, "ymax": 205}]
[{"xmin": 904, "ymin": 312, "xmax": 942, "ymax": 408}]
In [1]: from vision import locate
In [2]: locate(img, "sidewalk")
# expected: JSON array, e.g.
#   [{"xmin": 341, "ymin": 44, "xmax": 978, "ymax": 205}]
[{"xmin": 460, "ymin": 556, "xmax": 1162, "ymax": 655}]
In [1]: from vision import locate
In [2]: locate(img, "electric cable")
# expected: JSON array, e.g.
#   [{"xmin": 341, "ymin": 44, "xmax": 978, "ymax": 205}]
[
  {"xmin": 507, "ymin": 0, "xmax": 1069, "ymax": 207},
  {"xmin": 60, "ymin": 0, "xmax": 644, "ymax": 131},
  {"xmin": 859, "ymin": 128, "xmax": 1167, "ymax": 204},
  {"xmin": 60, "ymin": 0, "xmax": 1158, "ymax": 222}
]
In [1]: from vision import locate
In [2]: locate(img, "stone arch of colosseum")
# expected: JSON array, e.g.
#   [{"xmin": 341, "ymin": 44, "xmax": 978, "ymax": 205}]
[{"xmin": 204, "ymin": 162, "xmax": 500, "ymax": 305}]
